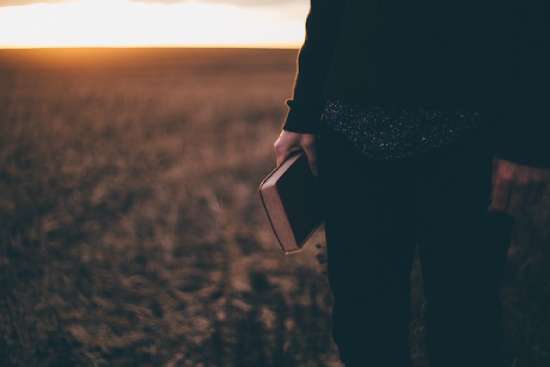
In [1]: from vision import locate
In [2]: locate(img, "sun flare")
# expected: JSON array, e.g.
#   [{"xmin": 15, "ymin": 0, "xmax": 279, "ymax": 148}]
[{"xmin": 0, "ymin": 0, "xmax": 306, "ymax": 48}]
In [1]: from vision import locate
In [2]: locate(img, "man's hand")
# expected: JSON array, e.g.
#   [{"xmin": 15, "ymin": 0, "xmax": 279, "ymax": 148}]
[
  {"xmin": 273, "ymin": 130, "xmax": 318, "ymax": 176},
  {"xmin": 490, "ymin": 159, "xmax": 549, "ymax": 214}
]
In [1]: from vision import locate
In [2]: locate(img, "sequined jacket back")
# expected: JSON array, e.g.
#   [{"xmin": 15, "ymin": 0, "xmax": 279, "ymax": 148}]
[{"xmin": 282, "ymin": 0, "xmax": 550, "ymax": 168}]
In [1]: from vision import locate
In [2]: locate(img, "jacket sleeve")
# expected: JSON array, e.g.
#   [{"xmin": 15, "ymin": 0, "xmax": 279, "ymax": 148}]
[
  {"xmin": 492, "ymin": 2, "xmax": 550, "ymax": 168},
  {"xmin": 282, "ymin": 0, "xmax": 345, "ymax": 133},
  {"xmin": 493, "ymin": 111, "xmax": 550, "ymax": 169}
]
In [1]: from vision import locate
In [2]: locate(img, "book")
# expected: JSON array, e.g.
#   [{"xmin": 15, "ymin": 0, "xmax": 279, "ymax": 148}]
[{"xmin": 258, "ymin": 150, "xmax": 324, "ymax": 255}]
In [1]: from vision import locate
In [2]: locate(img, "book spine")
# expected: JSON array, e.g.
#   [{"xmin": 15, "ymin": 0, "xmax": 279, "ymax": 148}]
[{"xmin": 258, "ymin": 189, "xmax": 300, "ymax": 254}]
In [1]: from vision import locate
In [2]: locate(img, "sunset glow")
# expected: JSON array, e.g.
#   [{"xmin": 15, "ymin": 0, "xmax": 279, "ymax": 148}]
[{"xmin": 0, "ymin": 0, "xmax": 307, "ymax": 48}]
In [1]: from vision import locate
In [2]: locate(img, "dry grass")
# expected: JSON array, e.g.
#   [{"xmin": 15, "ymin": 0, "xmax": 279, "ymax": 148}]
[{"xmin": 0, "ymin": 48, "xmax": 549, "ymax": 367}]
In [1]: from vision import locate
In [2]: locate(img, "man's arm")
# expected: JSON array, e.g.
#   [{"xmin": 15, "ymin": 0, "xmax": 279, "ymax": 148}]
[
  {"xmin": 492, "ymin": 1, "xmax": 550, "ymax": 169},
  {"xmin": 490, "ymin": 7, "xmax": 550, "ymax": 213},
  {"xmin": 282, "ymin": 0, "xmax": 345, "ymax": 133}
]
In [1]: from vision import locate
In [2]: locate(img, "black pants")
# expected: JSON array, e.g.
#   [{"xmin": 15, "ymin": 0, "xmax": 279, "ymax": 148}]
[{"xmin": 317, "ymin": 125, "xmax": 514, "ymax": 367}]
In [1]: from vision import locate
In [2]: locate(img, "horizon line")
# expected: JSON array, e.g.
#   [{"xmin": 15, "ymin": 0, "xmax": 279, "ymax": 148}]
[{"xmin": 0, "ymin": 43, "xmax": 301, "ymax": 50}]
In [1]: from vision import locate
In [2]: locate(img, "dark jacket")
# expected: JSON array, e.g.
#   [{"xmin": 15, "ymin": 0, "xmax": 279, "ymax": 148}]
[{"xmin": 282, "ymin": 0, "xmax": 550, "ymax": 168}]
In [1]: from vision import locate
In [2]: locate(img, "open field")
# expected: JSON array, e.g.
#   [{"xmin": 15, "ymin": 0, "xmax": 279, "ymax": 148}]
[{"xmin": 0, "ymin": 48, "xmax": 549, "ymax": 366}]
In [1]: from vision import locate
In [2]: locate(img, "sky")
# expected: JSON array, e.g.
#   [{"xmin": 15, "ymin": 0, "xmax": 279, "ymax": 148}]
[{"xmin": 0, "ymin": 0, "xmax": 308, "ymax": 48}]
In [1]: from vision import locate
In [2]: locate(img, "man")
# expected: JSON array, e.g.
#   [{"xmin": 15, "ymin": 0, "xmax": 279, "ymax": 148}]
[{"xmin": 273, "ymin": 1, "xmax": 549, "ymax": 366}]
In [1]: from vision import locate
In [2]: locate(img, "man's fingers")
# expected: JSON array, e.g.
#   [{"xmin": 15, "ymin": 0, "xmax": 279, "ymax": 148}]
[
  {"xmin": 274, "ymin": 144, "xmax": 300, "ymax": 167},
  {"xmin": 490, "ymin": 178, "xmax": 513, "ymax": 213},
  {"xmin": 273, "ymin": 131, "xmax": 318, "ymax": 174},
  {"xmin": 301, "ymin": 142, "xmax": 318, "ymax": 176},
  {"xmin": 508, "ymin": 185, "xmax": 525, "ymax": 214},
  {"xmin": 525, "ymin": 181, "xmax": 545, "ymax": 208}
]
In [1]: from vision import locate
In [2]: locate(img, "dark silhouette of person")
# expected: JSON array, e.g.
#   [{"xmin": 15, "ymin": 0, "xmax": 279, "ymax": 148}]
[{"xmin": 273, "ymin": 1, "xmax": 550, "ymax": 366}]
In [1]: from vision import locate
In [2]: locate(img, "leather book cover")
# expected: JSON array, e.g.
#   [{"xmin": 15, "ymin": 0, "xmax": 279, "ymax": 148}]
[{"xmin": 258, "ymin": 150, "xmax": 324, "ymax": 255}]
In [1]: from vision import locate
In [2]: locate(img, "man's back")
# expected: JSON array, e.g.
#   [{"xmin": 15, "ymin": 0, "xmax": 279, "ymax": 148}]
[
  {"xmin": 284, "ymin": 0, "xmax": 550, "ymax": 167},
  {"xmin": 324, "ymin": 0, "xmax": 548, "ymax": 109}
]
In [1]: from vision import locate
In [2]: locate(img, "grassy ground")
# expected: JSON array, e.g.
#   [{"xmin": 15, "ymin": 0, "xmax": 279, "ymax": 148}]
[{"xmin": 0, "ymin": 48, "xmax": 549, "ymax": 367}]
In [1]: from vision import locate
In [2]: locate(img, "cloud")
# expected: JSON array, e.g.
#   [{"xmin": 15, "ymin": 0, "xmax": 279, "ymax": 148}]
[
  {"xmin": 0, "ymin": 0, "xmax": 300, "ymax": 7},
  {"xmin": 131, "ymin": 0, "xmax": 299, "ymax": 6},
  {"xmin": 0, "ymin": 0, "xmax": 67, "ymax": 5}
]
